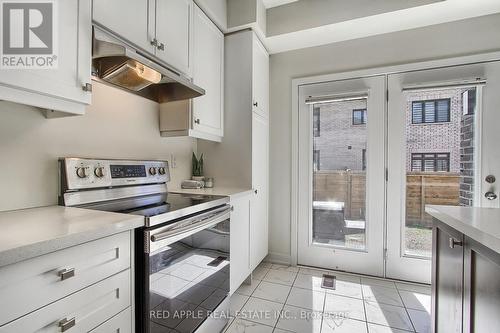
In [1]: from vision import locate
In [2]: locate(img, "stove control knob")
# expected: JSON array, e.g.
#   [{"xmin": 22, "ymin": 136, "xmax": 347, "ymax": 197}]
[
  {"xmin": 149, "ymin": 167, "xmax": 157, "ymax": 176},
  {"xmin": 158, "ymin": 167, "xmax": 166, "ymax": 175},
  {"xmin": 94, "ymin": 166, "xmax": 105, "ymax": 178},
  {"xmin": 76, "ymin": 167, "xmax": 88, "ymax": 179}
]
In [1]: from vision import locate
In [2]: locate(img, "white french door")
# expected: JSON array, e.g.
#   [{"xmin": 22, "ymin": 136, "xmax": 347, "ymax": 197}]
[
  {"xmin": 297, "ymin": 76, "xmax": 386, "ymax": 276},
  {"xmin": 386, "ymin": 61, "xmax": 500, "ymax": 283},
  {"xmin": 296, "ymin": 59, "xmax": 500, "ymax": 283}
]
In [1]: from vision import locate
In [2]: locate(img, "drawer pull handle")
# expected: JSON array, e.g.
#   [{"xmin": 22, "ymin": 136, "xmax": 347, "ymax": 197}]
[
  {"xmin": 58, "ymin": 268, "xmax": 75, "ymax": 281},
  {"xmin": 58, "ymin": 317, "xmax": 76, "ymax": 332}
]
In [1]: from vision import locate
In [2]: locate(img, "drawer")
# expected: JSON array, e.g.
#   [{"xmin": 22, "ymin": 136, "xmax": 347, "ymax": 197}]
[
  {"xmin": 0, "ymin": 232, "xmax": 131, "ymax": 325},
  {"xmin": 0, "ymin": 269, "xmax": 130, "ymax": 332},
  {"xmin": 90, "ymin": 307, "xmax": 132, "ymax": 333}
]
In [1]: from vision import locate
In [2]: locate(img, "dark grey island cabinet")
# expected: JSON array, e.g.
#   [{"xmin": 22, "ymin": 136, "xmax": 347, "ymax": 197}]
[{"xmin": 432, "ymin": 218, "xmax": 500, "ymax": 333}]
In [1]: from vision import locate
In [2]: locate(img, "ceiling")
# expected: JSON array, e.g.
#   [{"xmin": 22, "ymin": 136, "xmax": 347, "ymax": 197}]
[{"xmin": 262, "ymin": 0, "xmax": 500, "ymax": 54}]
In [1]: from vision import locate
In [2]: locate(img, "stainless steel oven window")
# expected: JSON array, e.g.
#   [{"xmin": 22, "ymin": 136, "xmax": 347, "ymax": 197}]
[{"xmin": 147, "ymin": 219, "xmax": 230, "ymax": 332}]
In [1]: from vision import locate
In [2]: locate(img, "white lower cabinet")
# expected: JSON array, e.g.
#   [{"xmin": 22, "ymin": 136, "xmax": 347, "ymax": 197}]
[
  {"xmin": 0, "ymin": 270, "xmax": 130, "ymax": 332},
  {"xmin": 230, "ymin": 192, "xmax": 251, "ymax": 294},
  {"xmin": 0, "ymin": 231, "xmax": 133, "ymax": 332},
  {"xmin": 90, "ymin": 307, "xmax": 132, "ymax": 333},
  {"xmin": 250, "ymin": 112, "xmax": 269, "ymax": 269}
]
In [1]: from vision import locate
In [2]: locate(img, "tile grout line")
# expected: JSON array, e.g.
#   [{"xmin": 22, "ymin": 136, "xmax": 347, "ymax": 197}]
[
  {"xmin": 360, "ymin": 277, "xmax": 369, "ymax": 331},
  {"xmin": 273, "ymin": 269, "xmax": 299, "ymax": 332},
  {"xmin": 319, "ymin": 287, "xmax": 327, "ymax": 333},
  {"xmin": 394, "ymin": 283, "xmax": 418, "ymax": 332},
  {"xmin": 229, "ymin": 270, "xmax": 266, "ymax": 330}
]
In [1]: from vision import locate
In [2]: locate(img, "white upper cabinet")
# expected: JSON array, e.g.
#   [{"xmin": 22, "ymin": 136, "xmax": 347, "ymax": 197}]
[
  {"xmin": 155, "ymin": 0, "xmax": 193, "ymax": 76},
  {"xmin": 0, "ymin": 0, "xmax": 92, "ymax": 115},
  {"xmin": 191, "ymin": 4, "xmax": 224, "ymax": 139},
  {"xmin": 93, "ymin": 0, "xmax": 192, "ymax": 76},
  {"xmin": 252, "ymin": 35, "xmax": 269, "ymax": 119},
  {"xmin": 92, "ymin": 0, "xmax": 155, "ymax": 54}
]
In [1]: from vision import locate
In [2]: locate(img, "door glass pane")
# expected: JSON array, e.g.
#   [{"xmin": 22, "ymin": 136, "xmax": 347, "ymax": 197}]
[
  {"xmin": 312, "ymin": 99, "xmax": 367, "ymax": 250},
  {"xmin": 404, "ymin": 87, "xmax": 478, "ymax": 258}
]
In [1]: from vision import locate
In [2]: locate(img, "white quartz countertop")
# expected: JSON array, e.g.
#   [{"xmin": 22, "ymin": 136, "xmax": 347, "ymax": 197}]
[
  {"xmin": 426, "ymin": 205, "xmax": 500, "ymax": 254},
  {"xmin": 169, "ymin": 187, "xmax": 253, "ymax": 197},
  {"xmin": 0, "ymin": 206, "xmax": 144, "ymax": 268}
]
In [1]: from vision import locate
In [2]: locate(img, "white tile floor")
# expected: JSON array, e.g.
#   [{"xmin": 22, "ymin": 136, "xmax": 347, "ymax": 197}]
[{"xmin": 225, "ymin": 263, "xmax": 431, "ymax": 333}]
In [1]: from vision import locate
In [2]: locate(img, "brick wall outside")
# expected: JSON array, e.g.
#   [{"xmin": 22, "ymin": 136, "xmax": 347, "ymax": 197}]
[
  {"xmin": 313, "ymin": 88, "xmax": 470, "ymax": 173},
  {"xmin": 405, "ymin": 89, "xmax": 468, "ymax": 173},
  {"xmin": 313, "ymin": 99, "xmax": 367, "ymax": 171}
]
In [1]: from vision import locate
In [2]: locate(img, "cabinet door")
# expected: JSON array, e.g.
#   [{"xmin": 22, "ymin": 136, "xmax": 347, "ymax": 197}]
[
  {"xmin": 155, "ymin": 0, "xmax": 192, "ymax": 75},
  {"xmin": 463, "ymin": 236, "xmax": 500, "ymax": 332},
  {"xmin": 230, "ymin": 193, "xmax": 251, "ymax": 294},
  {"xmin": 191, "ymin": 5, "xmax": 224, "ymax": 139},
  {"xmin": 93, "ymin": 0, "xmax": 155, "ymax": 54},
  {"xmin": 0, "ymin": 232, "xmax": 130, "ymax": 325},
  {"xmin": 250, "ymin": 113, "xmax": 269, "ymax": 269},
  {"xmin": 90, "ymin": 307, "xmax": 132, "ymax": 333},
  {"xmin": 0, "ymin": 0, "xmax": 91, "ymax": 112},
  {"xmin": 0, "ymin": 270, "xmax": 130, "ymax": 332},
  {"xmin": 252, "ymin": 35, "xmax": 269, "ymax": 119},
  {"xmin": 432, "ymin": 220, "xmax": 464, "ymax": 333}
]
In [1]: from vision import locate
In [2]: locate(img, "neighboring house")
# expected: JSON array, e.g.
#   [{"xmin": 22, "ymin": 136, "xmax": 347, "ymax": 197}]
[
  {"xmin": 312, "ymin": 88, "xmax": 476, "ymax": 174},
  {"xmin": 312, "ymin": 99, "xmax": 367, "ymax": 171},
  {"xmin": 312, "ymin": 87, "xmax": 476, "ymax": 207}
]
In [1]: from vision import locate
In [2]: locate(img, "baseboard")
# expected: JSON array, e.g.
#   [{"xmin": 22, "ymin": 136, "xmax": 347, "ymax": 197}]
[{"xmin": 265, "ymin": 252, "xmax": 291, "ymax": 265}]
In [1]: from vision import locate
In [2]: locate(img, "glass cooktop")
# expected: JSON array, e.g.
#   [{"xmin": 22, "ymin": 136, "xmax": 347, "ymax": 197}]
[{"xmin": 81, "ymin": 192, "xmax": 229, "ymax": 226}]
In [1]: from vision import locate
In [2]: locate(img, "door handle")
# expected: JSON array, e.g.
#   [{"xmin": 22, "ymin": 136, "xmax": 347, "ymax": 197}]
[
  {"xmin": 485, "ymin": 191, "xmax": 498, "ymax": 200},
  {"xmin": 449, "ymin": 237, "xmax": 463, "ymax": 249}
]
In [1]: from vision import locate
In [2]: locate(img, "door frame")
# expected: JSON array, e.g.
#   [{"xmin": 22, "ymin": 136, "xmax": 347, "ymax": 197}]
[
  {"xmin": 290, "ymin": 51, "xmax": 500, "ymax": 273},
  {"xmin": 296, "ymin": 76, "xmax": 386, "ymax": 276}
]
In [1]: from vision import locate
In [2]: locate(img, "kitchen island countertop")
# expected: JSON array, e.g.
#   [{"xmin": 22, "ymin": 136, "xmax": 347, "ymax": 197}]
[{"xmin": 426, "ymin": 205, "xmax": 500, "ymax": 254}]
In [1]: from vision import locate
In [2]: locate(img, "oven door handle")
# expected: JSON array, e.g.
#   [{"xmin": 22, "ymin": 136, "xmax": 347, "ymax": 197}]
[{"xmin": 150, "ymin": 206, "xmax": 231, "ymax": 243}]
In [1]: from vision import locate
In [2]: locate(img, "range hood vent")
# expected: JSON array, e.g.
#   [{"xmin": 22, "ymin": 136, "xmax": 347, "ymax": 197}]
[{"xmin": 92, "ymin": 26, "xmax": 205, "ymax": 103}]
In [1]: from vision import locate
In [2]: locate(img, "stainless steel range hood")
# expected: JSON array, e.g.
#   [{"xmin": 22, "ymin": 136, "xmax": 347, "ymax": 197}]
[{"xmin": 92, "ymin": 26, "xmax": 205, "ymax": 103}]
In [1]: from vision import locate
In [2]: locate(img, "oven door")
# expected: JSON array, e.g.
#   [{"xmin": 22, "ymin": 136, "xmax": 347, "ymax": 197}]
[{"xmin": 139, "ymin": 205, "xmax": 231, "ymax": 333}]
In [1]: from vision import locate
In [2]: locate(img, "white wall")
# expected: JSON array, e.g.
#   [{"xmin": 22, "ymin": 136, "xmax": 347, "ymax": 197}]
[
  {"xmin": 269, "ymin": 13, "xmax": 500, "ymax": 263},
  {"xmin": 0, "ymin": 82, "xmax": 195, "ymax": 211}
]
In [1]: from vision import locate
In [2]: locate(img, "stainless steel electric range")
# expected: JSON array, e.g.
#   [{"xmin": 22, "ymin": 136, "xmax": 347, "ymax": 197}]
[{"xmin": 59, "ymin": 158, "xmax": 231, "ymax": 333}]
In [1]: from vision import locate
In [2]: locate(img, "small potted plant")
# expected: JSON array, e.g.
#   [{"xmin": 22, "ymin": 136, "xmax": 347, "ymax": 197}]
[{"xmin": 191, "ymin": 152, "xmax": 205, "ymax": 183}]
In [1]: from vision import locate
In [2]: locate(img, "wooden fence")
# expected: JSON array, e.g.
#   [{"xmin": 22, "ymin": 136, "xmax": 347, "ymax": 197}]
[{"xmin": 313, "ymin": 171, "xmax": 460, "ymax": 226}]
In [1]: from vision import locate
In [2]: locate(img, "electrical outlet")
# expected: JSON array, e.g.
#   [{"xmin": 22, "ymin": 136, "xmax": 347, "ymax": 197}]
[{"xmin": 170, "ymin": 154, "xmax": 177, "ymax": 168}]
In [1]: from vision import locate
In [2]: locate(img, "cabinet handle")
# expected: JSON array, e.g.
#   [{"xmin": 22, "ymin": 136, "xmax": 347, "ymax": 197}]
[
  {"xmin": 58, "ymin": 317, "xmax": 76, "ymax": 332},
  {"xmin": 254, "ymin": 189, "xmax": 258, "ymax": 194},
  {"xmin": 150, "ymin": 38, "xmax": 158, "ymax": 47},
  {"xmin": 194, "ymin": 118, "xmax": 200, "ymax": 124},
  {"xmin": 449, "ymin": 238, "xmax": 463, "ymax": 249},
  {"xmin": 58, "ymin": 268, "xmax": 75, "ymax": 281},
  {"xmin": 82, "ymin": 83, "xmax": 92, "ymax": 92},
  {"xmin": 157, "ymin": 42, "xmax": 165, "ymax": 51},
  {"xmin": 230, "ymin": 206, "xmax": 234, "ymax": 212},
  {"xmin": 253, "ymin": 102, "xmax": 258, "ymax": 107}
]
